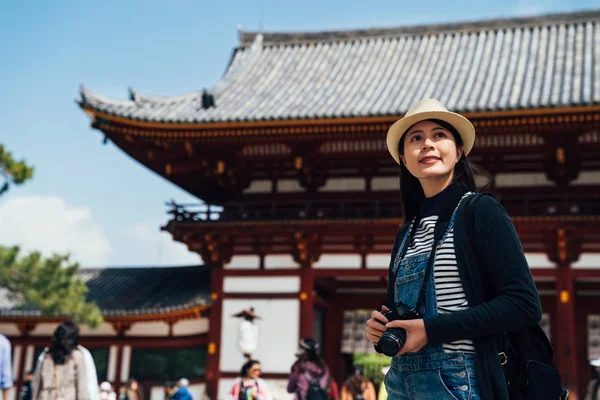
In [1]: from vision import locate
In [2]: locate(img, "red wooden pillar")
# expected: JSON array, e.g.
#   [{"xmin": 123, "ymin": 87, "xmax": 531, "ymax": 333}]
[
  {"xmin": 114, "ymin": 345, "xmax": 123, "ymax": 388},
  {"xmin": 299, "ymin": 268, "xmax": 314, "ymax": 339},
  {"xmin": 555, "ymin": 264, "xmax": 578, "ymax": 396},
  {"xmin": 206, "ymin": 268, "xmax": 224, "ymax": 400}
]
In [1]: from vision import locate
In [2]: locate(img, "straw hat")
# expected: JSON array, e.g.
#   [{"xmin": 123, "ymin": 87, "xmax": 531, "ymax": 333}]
[{"xmin": 386, "ymin": 99, "xmax": 476, "ymax": 164}]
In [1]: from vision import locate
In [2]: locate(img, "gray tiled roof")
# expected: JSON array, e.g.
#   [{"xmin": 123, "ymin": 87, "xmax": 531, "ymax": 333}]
[
  {"xmin": 79, "ymin": 10, "xmax": 600, "ymax": 123},
  {"xmin": 0, "ymin": 265, "xmax": 211, "ymax": 318}
]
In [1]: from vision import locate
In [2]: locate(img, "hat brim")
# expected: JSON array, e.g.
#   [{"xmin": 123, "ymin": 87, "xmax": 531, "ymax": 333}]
[{"xmin": 386, "ymin": 110, "xmax": 475, "ymax": 164}]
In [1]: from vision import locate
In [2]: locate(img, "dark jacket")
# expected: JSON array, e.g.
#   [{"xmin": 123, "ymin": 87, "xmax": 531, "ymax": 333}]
[{"xmin": 385, "ymin": 185, "xmax": 542, "ymax": 400}]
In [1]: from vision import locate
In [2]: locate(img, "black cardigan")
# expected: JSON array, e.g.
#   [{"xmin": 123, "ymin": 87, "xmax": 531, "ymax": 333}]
[{"xmin": 384, "ymin": 185, "xmax": 542, "ymax": 400}]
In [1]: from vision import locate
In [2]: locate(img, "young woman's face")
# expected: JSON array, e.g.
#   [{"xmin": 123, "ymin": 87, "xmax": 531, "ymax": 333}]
[
  {"xmin": 401, "ymin": 120, "xmax": 463, "ymax": 182},
  {"xmin": 248, "ymin": 363, "xmax": 261, "ymax": 379}
]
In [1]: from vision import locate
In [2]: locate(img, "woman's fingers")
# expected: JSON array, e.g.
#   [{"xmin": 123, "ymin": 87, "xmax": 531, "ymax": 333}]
[{"xmin": 372, "ymin": 309, "xmax": 389, "ymax": 324}]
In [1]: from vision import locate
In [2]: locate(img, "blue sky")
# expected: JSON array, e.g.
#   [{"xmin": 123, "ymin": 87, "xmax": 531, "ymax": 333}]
[{"xmin": 0, "ymin": 0, "xmax": 598, "ymax": 267}]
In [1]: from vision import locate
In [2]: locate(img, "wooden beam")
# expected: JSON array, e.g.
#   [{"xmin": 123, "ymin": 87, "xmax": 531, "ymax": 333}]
[{"xmin": 299, "ymin": 268, "xmax": 315, "ymax": 339}]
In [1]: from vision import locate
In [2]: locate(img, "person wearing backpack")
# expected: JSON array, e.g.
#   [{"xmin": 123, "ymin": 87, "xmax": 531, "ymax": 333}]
[
  {"xmin": 226, "ymin": 359, "xmax": 269, "ymax": 400},
  {"xmin": 364, "ymin": 99, "xmax": 568, "ymax": 400},
  {"xmin": 287, "ymin": 339, "xmax": 331, "ymax": 400}
]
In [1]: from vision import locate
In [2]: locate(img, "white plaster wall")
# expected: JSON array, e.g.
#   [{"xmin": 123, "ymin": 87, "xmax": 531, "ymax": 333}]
[
  {"xmin": 366, "ymin": 254, "xmax": 391, "ymax": 269},
  {"xmin": 495, "ymin": 173, "xmax": 554, "ymax": 187},
  {"xmin": 79, "ymin": 322, "xmax": 116, "ymax": 336},
  {"xmin": 244, "ymin": 180, "xmax": 273, "ymax": 194},
  {"xmin": 573, "ymin": 171, "xmax": 600, "ymax": 185},
  {"xmin": 263, "ymin": 379, "xmax": 294, "ymax": 400},
  {"xmin": 221, "ymin": 299, "xmax": 299, "ymax": 374},
  {"xmin": 30, "ymin": 323, "xmax": 59, "ymax": 336},
  {"xmin": 126, "ymin": 321, "xmax": 169, "ymax": 336},
  {"xmin": 172, "ymin": 318, "xmax": 210, "ymax": 336},
  {"xmin": 224, "ymin": 277, "xmax": 300, "ymax": 293},
  {"xmin": 573, "ymin": 254, "xmax": 600, "ymax": 268},
  {"xmin": 107, "ymin": 345, "xmax": 118, "ymax": 382},
  {"xmin": 218, "ymin": 379, "xmax": 236, "ymax": 400},
  {"xmin": 0, "ymin": 324, "xmax": 19, "ymax": 336},
  {"xmin": 265, "ymin": 255, "xmax": 298, "ymax": 269},
  {"xmin": 187, "ymin": 384, "xmax": 206, "ymax": 400},
  {"xmin": 525, "ymin": 253, "xmax": 555, "ymax": 268},
  {"xmin": 278, "ymin": 180, "xmax": 303, "ymax": 193},
  {"xmin": 371, "ymin": 177, "xmax": 398, "ymax": 191},
  {"xmin": 320, "ymin": 178, "xmax": 365, "ymax": 192},
  {"xmin": 149, "ymin": 386, "xmax": 165, "ymax": 400},
  {"xmin": 11, "ymin": 346, "xmax": 21, "ymax": 381},
  {"xmin": 313, "ymin": 254, "xmax": 361, "ymax": 269},
  {"xmin": 225, "ymin": 255, "xmax": 261, "ymax": 270},
  {"xmin": 120, "ymin": 345, "xmax": 131, "ymax": 382},
  {"xmin": 23, "ymin": 346, "xmax": 34, "ymax": 376}
]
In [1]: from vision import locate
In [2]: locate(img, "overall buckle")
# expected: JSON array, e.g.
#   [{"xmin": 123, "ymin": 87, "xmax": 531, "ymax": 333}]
[{"xmin": 498, "ymin": 352, "xmax": 508, "ymax": 365}]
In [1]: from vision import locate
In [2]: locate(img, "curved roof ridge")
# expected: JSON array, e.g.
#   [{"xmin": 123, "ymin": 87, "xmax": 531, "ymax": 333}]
[{"xmin": 239, "ymin": 9, "xmax": 600, "ymax": 47}]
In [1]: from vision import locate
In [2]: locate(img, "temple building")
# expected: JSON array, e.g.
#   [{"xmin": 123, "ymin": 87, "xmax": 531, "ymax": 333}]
[{"xmin": 3, "ymin": 9, "xmax": 600, "ymax": 399}]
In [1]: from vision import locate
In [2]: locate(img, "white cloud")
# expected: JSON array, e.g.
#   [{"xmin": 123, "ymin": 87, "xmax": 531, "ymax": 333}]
[
  {"xmin": 0, "ymin": 195, "xmax": 111, "ymax": 266},
  {"xmin": 125, "ymin": 223, "xmax": 201, "ymax": 266}
]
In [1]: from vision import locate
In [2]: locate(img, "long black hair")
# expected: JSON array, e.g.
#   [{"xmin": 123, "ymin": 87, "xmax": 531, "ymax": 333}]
[
  {"xmin": 48, "ymin": 320, "xmax": 79, "ymax": 365},
  {"xmin": 240, "ymin": 359, "xmax": 260, "ymax": 378},
  {"xmin": 398, "ymin": 119, "xmax": 490, "ymax": 221}
]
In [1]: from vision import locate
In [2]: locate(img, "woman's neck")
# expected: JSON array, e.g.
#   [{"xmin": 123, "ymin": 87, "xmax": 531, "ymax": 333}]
[{"xmin": 420, "ymin": 172, "xmax": 454, "ymax": 198}]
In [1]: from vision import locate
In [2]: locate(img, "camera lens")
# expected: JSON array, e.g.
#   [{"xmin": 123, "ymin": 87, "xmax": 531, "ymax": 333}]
[{"xmin": 378, "ymin": 328, "xmax": 407, "ymax": 357}]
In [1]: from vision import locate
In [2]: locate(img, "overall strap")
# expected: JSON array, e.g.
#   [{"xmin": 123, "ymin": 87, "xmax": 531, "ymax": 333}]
[{"xmin": 414, "ymin": 194, "xmax": 471, "ymax": 312}]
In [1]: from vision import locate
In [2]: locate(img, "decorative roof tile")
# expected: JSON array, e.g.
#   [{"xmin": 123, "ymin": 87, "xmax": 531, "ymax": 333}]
[
  {"xmin": 79, "ymin": 10, "xmax": 600, "ymax": 124},
  {"xmin": 0, "ymin": 265, "xmax": 211, "ymax": 318}
]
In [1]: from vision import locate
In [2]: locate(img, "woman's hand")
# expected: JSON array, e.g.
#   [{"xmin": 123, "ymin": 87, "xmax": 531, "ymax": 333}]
[
  {"xmin": 385, "ymin": 319, "xmax": 428, "ymax": 355},
  {"xmin": 365, "ymin": 306, "xmax": 389, "ymax": 345}
]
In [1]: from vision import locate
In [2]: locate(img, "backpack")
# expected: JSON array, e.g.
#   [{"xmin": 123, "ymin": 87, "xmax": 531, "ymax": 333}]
[
  {"xmin": 304, "ymin": 372, "xmax": 328, "ymax": 400},
  {"xmin": 463, "ymin": 193, "xmax": 568, "ymax": 400}
]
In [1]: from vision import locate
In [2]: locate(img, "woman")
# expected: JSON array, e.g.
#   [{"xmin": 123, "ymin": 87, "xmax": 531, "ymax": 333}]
[
  {"xmin": 32, "ymin": 321, "xmax": 89, "ymax": 400},
  {"xmin": 227, "ymin": 359, "xmax": 268, "ymax": 400},
  {"xmin": 340, "ymin": 367, "xmax": 375, "ymax": 400},
  {"xmin": 364, "ymin": 99, "xmax": 543, "ymax": 400},
  {"xmin": 287, "ymin": 338, "xmax": 332, "ymax": 400}
]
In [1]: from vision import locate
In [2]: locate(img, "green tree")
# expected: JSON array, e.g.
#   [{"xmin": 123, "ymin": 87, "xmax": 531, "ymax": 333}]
[
  {"xmin": 0, "ymin": 144, "xmax": 34, "ymax": 196},
  {"xmin": 0, "ymin": 245, "xmax": 103, "ymax": 328}
]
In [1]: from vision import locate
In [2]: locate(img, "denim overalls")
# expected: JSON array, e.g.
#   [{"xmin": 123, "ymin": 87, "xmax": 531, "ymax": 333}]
[{"xmin": 384, "ymin": 200, "xmax": 481, "ymax": 400}]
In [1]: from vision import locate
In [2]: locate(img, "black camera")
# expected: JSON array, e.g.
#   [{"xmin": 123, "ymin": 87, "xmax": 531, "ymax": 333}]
[{"xmin": 376, "ymin": 302, "xmax": 422, "ymax": 357}]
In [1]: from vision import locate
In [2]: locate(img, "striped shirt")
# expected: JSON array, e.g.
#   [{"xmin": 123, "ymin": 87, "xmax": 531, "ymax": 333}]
[{"xmin": 404, "ymin": 192, "xmax": 475, "ymax": 354}]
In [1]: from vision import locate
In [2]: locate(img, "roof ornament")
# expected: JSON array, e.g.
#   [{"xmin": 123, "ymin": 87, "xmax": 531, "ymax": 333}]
[
  {"xmin": 201, "ymin": 89, "xmax": 215, "ymax": 109},
  {"xmin": 128, "ymin": 87, "xmax": 138, "ymax": 102},
  {"xmin": 237, "ymin": 25, "xmax": 244, "ymax": 44}
]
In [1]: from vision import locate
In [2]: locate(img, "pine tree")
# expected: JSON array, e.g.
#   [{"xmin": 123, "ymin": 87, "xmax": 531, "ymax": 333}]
[
  {"xmin": 0, "ymin": 146, "xmax": 102, "ymax": 327},
  {"xmin": 0, "ymin": 246, "xmax": 103, "ymax": 327},
  {"xmin": 0, "ymin": 144, "xmax": 34, "ymax": 196}
]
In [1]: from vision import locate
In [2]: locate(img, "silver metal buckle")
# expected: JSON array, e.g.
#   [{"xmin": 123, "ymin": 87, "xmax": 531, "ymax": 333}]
[{"xmin": 499, "ymin": 352, "xmax": 508, "ymax": 365}]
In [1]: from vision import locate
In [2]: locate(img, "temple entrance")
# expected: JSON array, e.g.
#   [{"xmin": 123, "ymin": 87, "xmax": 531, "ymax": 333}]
[{"xmin": 314, "ymin": 275, "xmax": 389, "ymax": 389}]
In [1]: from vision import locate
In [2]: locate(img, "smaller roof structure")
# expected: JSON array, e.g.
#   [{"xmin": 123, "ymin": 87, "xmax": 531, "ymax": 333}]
[{"xmin": 0, "ymin": 265, "xmax": 211, "ymax": 319}]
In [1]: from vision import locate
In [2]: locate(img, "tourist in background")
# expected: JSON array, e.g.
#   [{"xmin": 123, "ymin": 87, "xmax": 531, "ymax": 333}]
[
  {"xmin": 18, "ymin": 370, "xmax": 34, "ymax": 400},
  {"xmin": 287, "ymin": 338, "xmax": 331, "ymax": 400},
  {"xmin": 0, "ymin": 334, "xmax": 13, "ymax": 400},
  {"xmin": 227, "ymin": 359, "xmax": 268, "ymax": 400},
  {"xmin": 119, "ymin": 379, "xmax": 143, "ymax": 400},
  {"xmin": 99, "ymin": 382, "xmax": 116, "ymax": 400},
  {"xmin": 340, "ymin": 367, "xmax": 375, "ymax": 400},
  {"xmin": 32, "ymin": 321, "xmax": 89, "ymax": 400}
]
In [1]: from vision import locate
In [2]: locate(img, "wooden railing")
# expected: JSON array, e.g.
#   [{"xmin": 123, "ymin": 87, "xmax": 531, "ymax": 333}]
[{"xmin": 166, "ymin": 189, "xmax": 600, "ymax": 223}]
